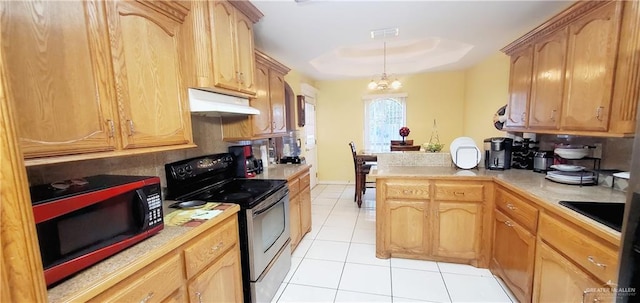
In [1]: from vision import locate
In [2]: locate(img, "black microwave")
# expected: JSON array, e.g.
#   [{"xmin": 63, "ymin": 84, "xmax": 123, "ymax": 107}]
[{"xmin": 30, "ymin": 175, "xmax": 164, "ymax": 287}]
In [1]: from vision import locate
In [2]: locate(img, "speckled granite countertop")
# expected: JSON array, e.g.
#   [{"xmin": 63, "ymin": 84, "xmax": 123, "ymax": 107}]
[
  {"xmin": 373, "ymin": 166, "xmax": 626, "ymax": 242},
  {"xmin": 47, "ymin": 203, "xmax": 240, "ymax": 303},
  {"xmin": 253, "ymin": 164, "xmax": 311, "ymax": 180}
]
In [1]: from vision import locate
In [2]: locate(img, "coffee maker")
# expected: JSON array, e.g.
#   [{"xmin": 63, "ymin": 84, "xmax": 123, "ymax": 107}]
[
  {"xmin": 484, "ymin": 137, "xmax": 513, "ymax": 170},
  {"xmin": 228, "ymin": 145, "xmax": 262, "ymax": 178}
]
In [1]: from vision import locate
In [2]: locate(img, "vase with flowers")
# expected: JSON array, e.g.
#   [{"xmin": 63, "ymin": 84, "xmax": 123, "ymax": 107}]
[{"xmin": 399, "ymin": 126, "xmax": 411, "ymax": 145}]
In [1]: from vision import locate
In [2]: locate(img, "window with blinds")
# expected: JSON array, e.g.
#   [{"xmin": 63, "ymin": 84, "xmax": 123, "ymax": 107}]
[{"xmin": 363, "ymin": 94, "xmax": 407, "ymax": 152}]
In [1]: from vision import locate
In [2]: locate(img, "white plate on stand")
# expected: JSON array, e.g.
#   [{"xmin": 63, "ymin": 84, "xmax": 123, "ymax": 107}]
[
  {"xmin": 550, "ymin": 164, "xmax": 586, "ymax": 172},
  {"xmin": 451, "ymin": 145, "xmax": 481, "ymax": 169}
]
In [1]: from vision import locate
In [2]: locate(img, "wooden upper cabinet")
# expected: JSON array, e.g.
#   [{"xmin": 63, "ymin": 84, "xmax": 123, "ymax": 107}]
[
  {"xmin": 105, "ymin": 0, "xmax": 192, "ymax": 149},
  {"xmin": 235, "ymin": 12, "xmax": 256, "ymax": 94},
  {"xmin": 269, "ymin": 71, "xmax": 287, "ymax": 133},
  {"xmin": 529, "ymin": 28, "xmax": 567, "ymax": 130},
  {"xmin": 211, "ymin": 1, "xmax": 239, "ymax": 91},
  {"xmin": 199, "ymin": 0, "xmax": 260, "ymax": 96},
  {"xmin": 505, "ymin": 46, "xmax": 533, "ymax": 129},
  {"xmin": 251, "ymin": 63, "xmax": 272, "ymax": 136},
  {"xmin": 502, "ymin": 0, "xmax": 639, "ymax": 137},
  {"xmin": 221, "ymin": 51, "xmax": 290, "ymax": 141},
  {"xmin": 0, "ymin": 1, "xmax": 117, "ymax": 158},
  {"xmin": 561, "ymin": 1, "xmax": 622, "ymax": 132}
]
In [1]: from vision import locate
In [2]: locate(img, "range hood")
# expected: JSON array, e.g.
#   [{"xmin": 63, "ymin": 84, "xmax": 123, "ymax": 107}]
[{"xmin": 188, "ymin": 88, "xmax": 259, "ymax": 116}]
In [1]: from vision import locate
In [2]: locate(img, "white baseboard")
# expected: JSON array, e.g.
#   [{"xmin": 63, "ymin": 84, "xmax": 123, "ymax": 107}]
[{"xmin": 317, "ymin": 180, "xmax": 351, "ymax": 185}]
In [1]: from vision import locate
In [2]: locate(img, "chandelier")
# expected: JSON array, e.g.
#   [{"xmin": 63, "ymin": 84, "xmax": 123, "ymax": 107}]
[{"xmin": 368, "ymin": 42, "xmax": 402, "ymax": 90}]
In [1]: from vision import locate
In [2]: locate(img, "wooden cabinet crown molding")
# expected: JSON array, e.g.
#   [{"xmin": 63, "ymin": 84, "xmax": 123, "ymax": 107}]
[
  {"xmin": 502, "ymin": 1, "xmax": 609, "ymax": 55},
  {"xmin": 228, "ymin": 0, "xmax": 264, "ymax": 23},
  {"xmin": 255, "ymin": 50, "xmax": 291, "ymax": 75},
  {"xmin": 136, "ymin": 0, "xmax": 190, "ymax": 23}
]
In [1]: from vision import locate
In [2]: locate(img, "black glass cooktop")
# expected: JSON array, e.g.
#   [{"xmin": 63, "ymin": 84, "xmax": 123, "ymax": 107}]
[
  {"xmin": 559, "ymin": 201, "xmax": 625, "ymax": 232},
  {"xmin": 181, "ymin": 179, "xmax": 287, "ymax": 208}
]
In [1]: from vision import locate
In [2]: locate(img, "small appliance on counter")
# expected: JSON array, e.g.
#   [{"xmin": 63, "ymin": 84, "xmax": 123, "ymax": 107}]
[
  {"xmin": 280, "ymin": 156, "xmax": 305, "ymax": 164},
  {"xmin": 229, "ymin": 145, "xmax": 263, "ymax": 178},
  {"xmin": 533, "ymin": 150, "xmax": 554, "ymax": 172},
  {"xmin": 484, "ymin": 137, "xmax": 513, "ymax": 170},
  {"xmin": 30, "ymin": 175, "xmax": 163, "ymax": 286},
  {"xmin": 511, "ymin": 138, "xmax": 538, "ymax": 170}
]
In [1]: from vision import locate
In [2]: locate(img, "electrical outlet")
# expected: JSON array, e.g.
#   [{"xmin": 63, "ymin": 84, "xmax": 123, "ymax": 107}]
[{"xmin": 593, "ymin": 143, "xmax": 603, "ymax": 159}]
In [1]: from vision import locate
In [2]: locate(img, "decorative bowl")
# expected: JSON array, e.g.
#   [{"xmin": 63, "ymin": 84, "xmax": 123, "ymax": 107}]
[{"xmin": 554, "ymin": 147, "xmax": 589, "ymax": 159}]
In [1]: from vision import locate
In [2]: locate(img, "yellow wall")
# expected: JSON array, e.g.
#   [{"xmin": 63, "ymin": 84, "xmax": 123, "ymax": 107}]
[
  {"xmin": 285, "ymin": 69, "xmax": 317, "ymax": 96},
  {"xmin": 315, "ymin": 71, "xmax": 466, "ymax": 183},
  {"xmin": 463, "ymin": 52, "xmax": 511, "ymax": 147}
]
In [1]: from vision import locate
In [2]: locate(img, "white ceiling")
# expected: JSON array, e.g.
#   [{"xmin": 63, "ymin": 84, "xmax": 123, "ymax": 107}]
[{"xmin": 251, "ymin": 0, "xmax": 575, "ymax": 80}]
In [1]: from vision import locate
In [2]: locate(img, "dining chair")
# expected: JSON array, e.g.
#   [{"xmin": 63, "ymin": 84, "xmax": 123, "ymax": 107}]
[
  {"xmin": 390, "ymin": 139, "xmax": 414, "ymax": 146},
  {"xmin": 349, "ymin": 142, "xmax": 376, "ymax": 207},
  {"xmin": 390, "ymin": 145, "xmax": 421, "ymax": 151}
]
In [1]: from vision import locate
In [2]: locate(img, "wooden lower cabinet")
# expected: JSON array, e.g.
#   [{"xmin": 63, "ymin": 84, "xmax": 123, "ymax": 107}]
[
  {"xmin": 532, "ymin": 241, "xmax": 611, "ymax": 303},
  {"xmin": 491, "ymin": 209, "xmax": 536, "ymax": 303},
  {"xmin": 377, "ymin": 178, "xmax": 491, "ymax": 265},
  {"xmin": 79, "ymin": 212, "xmax": 243, "ymax": 303},
  {"xmin": 187, "ymin": 247, "xmax": 243, "ymax": 303},
  {"xmin": 432, "ymin": 201, "xmax": 482, "ymax": 260},
  {"xmin": 288, "ymin": 167, "xmax": 312, "ymax": 252},
  {"xmin": 386, "ymin": 200, "xmax": 430, "ymax": 256}
]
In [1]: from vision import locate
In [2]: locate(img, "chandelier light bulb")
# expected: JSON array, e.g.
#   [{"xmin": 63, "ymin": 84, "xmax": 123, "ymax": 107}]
[
  {"xmin": 368, "ymin": 80, "xmax": 378, "ymax": 90},
  {"xmin": 391, "ymin": 79, "xmax": 402, "ymax": 90}
]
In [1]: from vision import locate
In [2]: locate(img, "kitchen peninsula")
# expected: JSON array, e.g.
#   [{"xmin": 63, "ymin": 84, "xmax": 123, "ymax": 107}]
[{"xmin": 373, "ymin": 164, "xmax": 625, "ymax": 303}]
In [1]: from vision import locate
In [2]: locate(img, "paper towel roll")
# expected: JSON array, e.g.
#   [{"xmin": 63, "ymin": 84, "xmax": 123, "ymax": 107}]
[{"xmin": 260, "ymin": 145, "xmax": 269, "ymax": 167}]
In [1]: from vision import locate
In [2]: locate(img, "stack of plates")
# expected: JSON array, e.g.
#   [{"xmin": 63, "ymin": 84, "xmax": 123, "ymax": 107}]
[
  {"xmin": 449, "ymin": 137, "xmax": 481, "ymax": 169},
  {"xmin": 546, "ymin": 171, "xmax": 595, "ymax": 185}
]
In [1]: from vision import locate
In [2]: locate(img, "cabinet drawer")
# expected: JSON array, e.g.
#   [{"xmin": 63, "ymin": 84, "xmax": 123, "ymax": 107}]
[
  {"xmin": 288, "ymin": 178, "xmax": 300, "ymax": 198},
  {"xmin": 299, "ymin": 171, "xmax": 311, "ymax": 190},
  {"xmin": 495, "ymin": 189, "xmax": 538, "ymax": 232},
  {"xmin": 539, "ymin": 213, "xmax": 618, "ymax": 284},
  {"xmin": 434, "ymin": 182, "xmax": 484, "ymax": 202},
  {"xmin": 384, "ymin": 180, "xmax": 430, "ymax": 200},
  {"xmin": 91, "ymin": 254, "xmax": 183, "ymax": 303},
  {"xmin": 184, "ymin": 216, "xmax": 238, "ymax": 278}
]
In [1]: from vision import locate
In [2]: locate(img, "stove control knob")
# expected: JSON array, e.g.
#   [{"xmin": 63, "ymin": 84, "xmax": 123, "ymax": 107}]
[
  {"xmin": 176, "ymin": 167, "xmax": 185, "ymax": 177},
  {"xmin": 185, "ymin": 165, "xmax": 193, "ymax": 173}
]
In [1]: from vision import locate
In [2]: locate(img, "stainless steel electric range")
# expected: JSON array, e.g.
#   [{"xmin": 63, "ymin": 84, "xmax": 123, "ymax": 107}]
[{"xmin": 165, "ymin": 153, "xmax": 291, "ymax": 303}]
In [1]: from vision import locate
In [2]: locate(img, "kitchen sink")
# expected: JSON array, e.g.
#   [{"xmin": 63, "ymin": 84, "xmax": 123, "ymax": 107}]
[{"xmin": 558, "ymin": 201, "xmax": 625, "ymax": 232}]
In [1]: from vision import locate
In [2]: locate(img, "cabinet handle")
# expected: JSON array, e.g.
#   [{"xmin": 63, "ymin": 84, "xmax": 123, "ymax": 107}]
[
  {"xmin": 587, "ymin": 256, "xmax": 607, "ymax": 268},
  {"xmin": 521, "ymin": 112, "xmax": 526, "ymax": 122},
  {"xmin": 211, "ymin": 241, "xmax": 224, "ymax": 252},
  {"xmin": 107, "ymin": 119, "xmax": 115, "ymax": 138},
  {"xmin": 595, "ymin": 106, "xmax": 604, "ymax": 121},
  {"xmin": 454, "ymin": 191, "xmax": 465, "ymax": 196},
  {"xmin": 139, "ymin": 291, "xmax": 154, "ymax": 303},
  {"xmin": 195, "ymin": 291, "xmax": 203, "ymax": 303},
  {"xmin": 127, "ymin": 120, "xmax": 135, "ymax": 136},
  {"xmin": 402, "ymin": 190, "xmax": 412, "ymax": 195},
  {"xmin": 434, "ymin": 210, "xmax": 439, "ymax": 218},
  {"xmin": 506, "ymin": 203, "xmax": 517, "ymax": 210},
  {"xmin": 504, "ymin": 220, "xmax": 513, "ymax": 227},
  {"xmin": 239, "ymin": 72, "xmax": 245, "ymax": 84},
  {"xmin": 550, "ymin": 109, "xmax": 557, "ymax": 122}
]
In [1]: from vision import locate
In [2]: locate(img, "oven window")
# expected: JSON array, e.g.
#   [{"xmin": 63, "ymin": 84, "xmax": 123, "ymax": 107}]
[{"xmin": 261, "ymin": 202, "xmax": 285, "ymax": 253}]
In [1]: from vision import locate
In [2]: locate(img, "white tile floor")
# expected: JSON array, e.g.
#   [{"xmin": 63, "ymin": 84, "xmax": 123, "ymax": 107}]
[{"xmin": 271, "ymin": 184, "xmax": 519, "ymax": 303}]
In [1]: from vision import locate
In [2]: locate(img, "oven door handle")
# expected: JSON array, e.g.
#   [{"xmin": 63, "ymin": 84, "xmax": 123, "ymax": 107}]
[
  {"xmin": 252, "ymin": 194, "xmax": 287, "ymax": 217},
  {"xmin": 135, "ymin": 189, "xmax": 150, "ymax": 229}
]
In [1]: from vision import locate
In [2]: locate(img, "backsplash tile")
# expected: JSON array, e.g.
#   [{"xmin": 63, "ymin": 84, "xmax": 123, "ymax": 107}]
[{"xmin": 26, "ymin": 116, "xmax": 231, "ymax": 189}]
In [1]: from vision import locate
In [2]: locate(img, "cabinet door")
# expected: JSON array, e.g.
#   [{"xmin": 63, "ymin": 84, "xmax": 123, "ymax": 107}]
[
  {"xmin": 106, "ymin": 0, "xmax": 191, "ymax": 149},
  {"xmin": 269, "ymin": 70, "xmax": 287, "ymax": 133},
  {"xmin": 431, "ymin": 202, "xmax": 482, "ymax": 260},
  {"xmin": 188, "ymin": 247, "xmax": 243, "ymax": 303},
  {"xmin": 529, "ymin": 29, "xmax": 567, "ymax": 130},
  {"xmin": 1, "ymin": 1, "xmax": 117, "ymax": 158},
  {"xmin": 211, "ymin": 1, "xmax": 239, "ymax": 91},
  {"xmin": 235, "ymin": 11, "xmax": 256, "ymax": 94},
  {"xmin": 505, "ymin": 46, "xmax": 533, "ymax": 128},
  {"xmin": 290, "ymin": 194, "xmax": 302, "ymax": 250},
  {"xmin": 386, "ymin": 200, "xmax": 429, "ymax": 255},
  {"xmin": 492, "ymin": 210, "xmax": 535, "ymax": 303},
  {"xmin": 532, "ymin": 241, "xmax": 611, "ymax": 303},
  {"xmin": 300, "ymin": 186, "xmax": 312, "ymax": 235},
  {"xmin": 561, "ymin": 2, "xmax": 622, "ymax": 131},
  {"xmin": 251, "ymin": 63, "xmax": 272, "ymax": 135}
]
